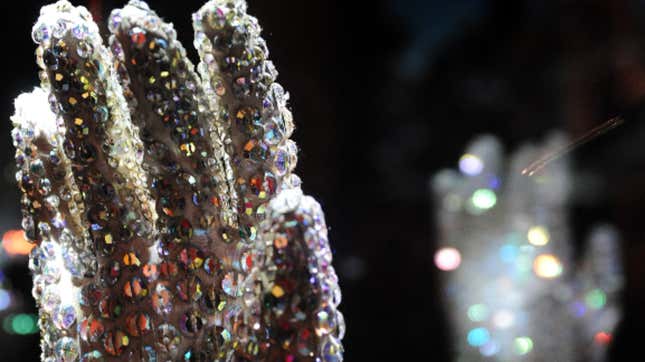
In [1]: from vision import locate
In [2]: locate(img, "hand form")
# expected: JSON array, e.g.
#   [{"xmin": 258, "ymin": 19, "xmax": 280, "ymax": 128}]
[
  {"xmin": 432, "ymin": 133, "xmax": 620, "ymax": 361},
  {"xmin": 12, "ymin": 1, "xmax": 343, "ymax": 361}
]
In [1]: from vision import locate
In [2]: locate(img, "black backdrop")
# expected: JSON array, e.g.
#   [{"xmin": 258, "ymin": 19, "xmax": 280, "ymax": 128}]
[{"xmin": 3, "ymin": 0, "xmax": 645, "ymax": 360}]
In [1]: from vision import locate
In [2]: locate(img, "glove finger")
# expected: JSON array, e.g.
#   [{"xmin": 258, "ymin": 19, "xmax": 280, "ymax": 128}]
[
  {"xmin": 32, "ymin": 1, "xmax": 158, "ymax": 358},
  {"xmin": 247, "ymin": 189, "xmax": 344, "ymax": 361},
  {"xmin": 193, "ymin": 0, "xmax": 298, "ymax": 238},
  {"xmin": 108, "ymin": 1, "xmax": 252, "ymax": 358},
  {"xmin": 11, "ymin": 87, "xmax": 91, "ymax": 361},
  {"xmin": 193, "ymin": 2, "xmax": 343, "ymax": 360}
]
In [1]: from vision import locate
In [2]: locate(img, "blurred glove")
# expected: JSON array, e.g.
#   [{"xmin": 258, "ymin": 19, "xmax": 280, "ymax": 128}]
[{"xmin": 432, "ymin": 133, "xmax": 621, "ymax": 361}]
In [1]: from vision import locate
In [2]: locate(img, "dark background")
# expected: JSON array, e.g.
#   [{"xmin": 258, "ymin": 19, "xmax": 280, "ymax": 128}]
[{"xmin": 2, "ymin": 0, "xmax": 645, "ymax": 360}]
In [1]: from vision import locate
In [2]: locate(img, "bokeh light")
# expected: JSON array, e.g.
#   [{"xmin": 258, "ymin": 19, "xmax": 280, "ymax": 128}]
[
  {"xmin": 471, "ymin": 188, "xmax": 497, "ymax": 210},
  {"xmin": 513, "ymin": 337, "xmax": 534, "ymax": 355},
  {"xmin": 570, "ymin": 300, "xmax": 586, "ymax": 318},
  {"xmin": 459, "ymin": 153, "xmax": 484, "ymax": 176},
  {"xmin": 2, "ymin": 313, "xmax": 38, "ymax": 335},
  {"xmin": 527, "ymin": 226, "xmax": 550, "ymax": 246},
  {"xmin": 533, "ymin": 254, "xmax": 563, "ymax": 279},
  {"xmin": 585, "ymin": 289, "xmax": 607, "ymax": 310},
  {"xmin": 434, "ymin": 247, "xmax": 462, "ymax": 271},
  {"xmin": 0, "ymin": 289, "xmax": 11, "ymax": 311},
  {"xmin": 1, "ymin": 230, "xmax": 33, "ymax": 256},
  {"xmin": 480, "ymin": 340, "xmax": 500, "ymax": 357},
  {"xmin": 492, "ymin": 309, "xmax": 515, "ymax": 329},
  {"xmin": 467, "ymin": 304, "xmax": 489, "ymax": 322},
  {"xmin": 594, "ymin": 331, "xmax": 612, "ymax": 345},
  {"xmin": 467, "ymin": 327, "xmax": 490, "ymax": 347}
]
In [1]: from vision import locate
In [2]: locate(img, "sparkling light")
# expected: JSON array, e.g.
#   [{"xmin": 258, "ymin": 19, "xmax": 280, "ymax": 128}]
[
  {"xmin": 0, "ymin": 289, "xmax": 11, "ymax": 311},
  {"xmin": 4, "ymin": 313, "xmax": 38, "ymax": 335},
  {"xmin": 487, "ymin": 176, "xmax": 501, "ymax": 189},
  {"xmin": 492, "ymin": 309, "xmax": 515, "ymax": 329},
  {"xmin": 467, "ymin": 327, "xmax": 490, "ymax": 347},
  {"xmin": 533, "ymin": 254, "xmax": 563, "ymax": 279},
  {"xmin": 459, "ymin": 154, "xmax": 484, "ymax": 176},
  {"xmin": 527, "ymin": 226, "xmax": 549, "ymax": 246},
  {"xmin": 585, "ymin": 289, "xmax": 607, "ymax": 310},
  {"xmin": 2, "ymin": 230, "xmax": 34, "ymax": 256},
  {"xmin": 571, "ymin": 300, "xmax": 586, "ymax": 318},
  {"xmin": 480, "ymin": 341, "xmax": 500, "ymax": 357},
  {"xmin": 513, "ymin": 337, "xmax": 533, "ymax": 355},
  {"xmin": 471, "ymin": 189, "xmax": 497, "ymax": 210},
  {"xmin": 594, "ymin": 331, "xmax": 612, "ymax": 345},
  {"xmin": 13, "ymin": 88, "xmax": 58, "ymax": 137},
  {"xmin": 467, "ymin": 304, "xmax": 489, "ymax": 322},
  {"xmin": 434, "ymin": 247, "xmax": 462, "ymax": 271}
]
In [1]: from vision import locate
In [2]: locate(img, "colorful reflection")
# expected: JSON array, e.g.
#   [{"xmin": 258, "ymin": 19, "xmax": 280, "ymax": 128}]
[{"xmin": 433, "ymin": 133, "xmax": 623, "ymax": 361}]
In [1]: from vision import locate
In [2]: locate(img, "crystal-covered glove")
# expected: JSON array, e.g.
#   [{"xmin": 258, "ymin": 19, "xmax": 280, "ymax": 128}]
[
  {"xmin": 432, "ymin": 133, "xmax": 622, "ymax": 361},
  {"xmin": 11, "ymin": 1, "xmax": 344, "ymax": 360}
]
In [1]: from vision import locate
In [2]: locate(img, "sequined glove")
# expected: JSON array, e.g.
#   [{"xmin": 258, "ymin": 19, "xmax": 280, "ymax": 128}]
[
  {"xmin": 11, "ymin": 1, "xmax": 344, "ymax": 360},
  {"xmin": 432, "ymin": 133, "xmax": 621, "ymax": 361}
]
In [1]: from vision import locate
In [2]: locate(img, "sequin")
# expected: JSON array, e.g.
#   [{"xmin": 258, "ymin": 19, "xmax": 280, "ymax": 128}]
[
  {"xmin": 99, "ymin": 296, "xmax": 122, "ymax": 319},
  {"xmin": 103, "ymin": 330, "xmax": 129, "ymax": 356},
  {"xmin": 178, "ymin": 246, "xmax": 204, "ymax": 270},
  {"xmin": 156, "ymin": 324, "xmax": 182, "ymax": 356},
  {"xmin": 79, "ymin": 316, "xmax": 105, "ymax": 343},
  {"xmin": 142, "ymin": 263, "xmax": 159, "ymax": 281},
  {"xmin": 129, "ymin": 27, "xmax": 147, "ymax": 47},
  {"xmin": 81, "ymin": 350, "xmax": 104, "ymax": 361},
  {"xmin": 315, "ymin": 306, "xmax": 337, "ymax": 336},
  {"xmin": 152, "ymin": 283, "xmax": 173, "ymax": 315},
  {"xmin": 221, "ymin": 272, "xmax": 239, "ymax": 297},
  {"xmin": 160, "ymin": 261, "xmax": 179, "ymax": 278},
  {"xmin": 125, "ymin": 313, "xmax": 152, "ymax": 336},
  {"xmin": 176, "ymin": 276, "xmax": 203, "ymax": 302},
  {"xmin": 123, "ymin": 251, "xmax": 141, "ymax": 267},
  {"xmin": 271, "ymin": 285, "xmax": 285, "ymax": 298},
  {"xmin": 203, "ymin": 257, "xmax": 220, "ymax": 275},
  {"xmin": 55, "ymin": 336, "xmax": 79, "ymax": 362},
  {"xmin": 180, "ymin": 310, "xmax": 204, "ymax": 334},
  {"xmin": 124, "ymin": 276, "xmax": 148, "ymax": 299},
  {"xmin": 54, "ymin": 304, "xmax": 77, "ymax": 330}
]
